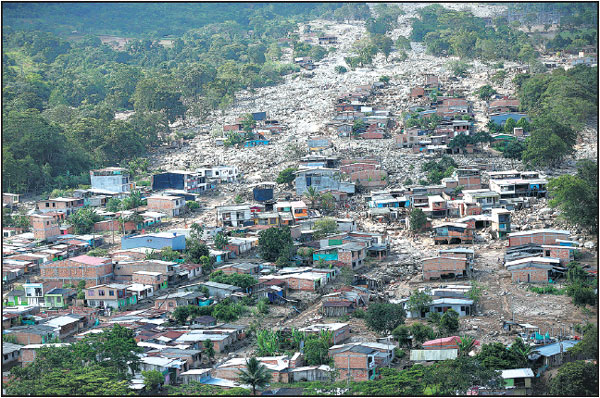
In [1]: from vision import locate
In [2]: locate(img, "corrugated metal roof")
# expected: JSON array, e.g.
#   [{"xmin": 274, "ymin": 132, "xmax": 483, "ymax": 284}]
[
  {"xmin": 410, "ymin": 349, "xmax": 458, "ymax": 361},
  {"xmin": 501, "ymin": 368, "xmax": 534, "ymax": 379},
  {"xmin": 535, "ymin": 340, "xmax": 578, "ymax": 357}
]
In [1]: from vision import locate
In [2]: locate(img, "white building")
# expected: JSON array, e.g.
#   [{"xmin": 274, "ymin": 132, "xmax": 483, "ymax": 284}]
[{"xmin": 90, "ymin": 167, "xmax": 133, "ymax": 193}]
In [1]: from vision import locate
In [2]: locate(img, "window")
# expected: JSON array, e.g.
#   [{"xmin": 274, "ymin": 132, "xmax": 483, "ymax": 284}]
[
  {"xmin": 46, "ymin": 203, "xmax": 50, "ymax": 207},
  {"xmin": 99, "ymin": 290, "xmax": 105, "ymax": 296},
  {"xmin": 109, "ymin": 290, "xmax": 114, "ymax": 296},
  {"xmin": 88, "ymin": 290, "xmax": 95, "ymax": 296},
  {"xmin": 168, "ymin": 302, "xmax": 174, "ymax": 307}
]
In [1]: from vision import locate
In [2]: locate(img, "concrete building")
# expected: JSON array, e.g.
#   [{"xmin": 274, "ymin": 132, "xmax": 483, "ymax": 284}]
[
  {"xmin": 295, "ymin": 168, "xmax": 356, "ymax": 196},
  {"xmin": 151, "ymin": 170, "xmax": 208, "ymax": 194},
  {"xmin": 121, "ymin": 232, "xmax": 186, "ymax": 251},
  {"xmin": 462, "ymin": 189, "xmax": 500, "ymax": 210},
  {"xmin": 216, "ymin": 204, "xmax": 252, "ymax": 227},
  {"xmin": 491, "ymin": 208, "xmax": 511, "ymax": 238},
  {"xmin": 85, "ymin": 283, "xmax": 137, "ymax": 309},
  {"xmin": 90, "ymin": 167, "xmax": 133, "ymax": 193}
]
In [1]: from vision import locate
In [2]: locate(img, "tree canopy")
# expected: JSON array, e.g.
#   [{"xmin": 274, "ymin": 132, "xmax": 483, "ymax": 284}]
[{"xmin": 6, "ymin": 324, "xmax": 142, "ymax": 395}]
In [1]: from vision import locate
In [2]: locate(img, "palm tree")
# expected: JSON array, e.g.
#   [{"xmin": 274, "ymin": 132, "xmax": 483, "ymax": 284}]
[
  {"xmin": 304, "ymin": 186, "xmax": 320, "ymax": 209},
  {"xmin": 238, "ymin": 357, "xmax": 272, "ymax": 395},
  {"xmin": 458, "ymin": 335, "xmax": 476, "ymax": 357}
]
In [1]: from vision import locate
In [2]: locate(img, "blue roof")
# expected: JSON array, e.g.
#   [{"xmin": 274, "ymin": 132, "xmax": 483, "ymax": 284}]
[{"xmin": 535, "ymin": 340, "xmax": 578, "ymax": 357}]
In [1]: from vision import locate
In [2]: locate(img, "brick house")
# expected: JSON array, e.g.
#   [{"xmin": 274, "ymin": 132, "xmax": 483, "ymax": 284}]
[
  {"xmin": 506, "ymin": 257, "xmax": 560, "ymax": 283},
  {"xmin": 43, "ymin": 314, "xmax": 85, "ymax": 338},
  {"xmin": 132, "ymin": 271, "xmax": 168, "ymax": 291},
  {"xmin": 298, "ymin": 323, "xmax": 350, "ymax": 345},
  {"xmin": 36, "ymin": 197, "xmax": 84, "ymax": 216},
  {"xmin": 313, "ymin": 243, "xmax": 366, "ymax": 270},
  {"xmin": 260, "ymin": 271, "xmax": 329, "ymax": 292},
  {"xmin": 30, "ymin": 214, "xmax": 61, "ymax": 241},
  {"xmin": 215, "ymin": 262, "xmax": 260, "ymax": 275},
  {"xmin": 329, "ymin": 342, "xmax": 395, "ymax": 381},
  {"xmin": 350, "ymin": 170, "xmax": 388, "ymax": 189},
  {"xmin": 3, "ymin": 193, "xmax": 20, "ymax": 208},
  {"xmin": 541, "ymin": 245, "xmax": 575, "ymax": 265},
  {"xmin": 422, "ymin": 256, "xmax": 471, "ymax": 280},
  {"xmin": 433, "ymin": 223, "xmax": 473, "ymax": 244},
  {"xmin": 410, "ymin": 87, "xmax": 425, "ymax": 98},
  {"xmin": 146, "ymin": 195, "xmax": 185, "ymax": 217},
  {"xmin": 215, "ymin": 355, "xmax": 291, "ymax": 383},
  {"xmin": 154, "ymin": 291, "xmax": 204, "ymax": 312},
  {"xmin": 40, "ymin": 255, "xmax": 113, "ymax": 287},
  {"xmin": 113, "ymin": 259, "xmax": 177, "ymax": 283},
  {"xmin": 3, "ymin": 325, "xmax": 57, "ymax": 345},
  {"xmin": 507, "ymin": 229, "xmax": 571, "ymax": 247}
]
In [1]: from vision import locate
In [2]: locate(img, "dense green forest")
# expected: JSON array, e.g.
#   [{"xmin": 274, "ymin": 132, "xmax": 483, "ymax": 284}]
[
  {"xmin": 2, "ymin": 3, "xmax": 357, "ymax": 37},
  {"xmin": 410, "ymin": 4, "xmax": 597, "ymax": 60},
  {"xmin": 1, "ymin": 3, "xmax": 370, "ymax": 195}
]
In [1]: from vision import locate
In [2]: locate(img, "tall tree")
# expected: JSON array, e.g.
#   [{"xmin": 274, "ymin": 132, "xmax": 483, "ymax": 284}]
[
  {"xmin": 548, "ymin": 160, "xmax": 598, "ymax": 233},
  {"xmin": 237, "ymin": 357, "xmax": 272, "ymax": 395}
]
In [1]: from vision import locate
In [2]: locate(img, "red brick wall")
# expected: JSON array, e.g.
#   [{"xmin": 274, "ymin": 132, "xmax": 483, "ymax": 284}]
[
  {"xmin": 332, "ymin": 353, "xmax": 369, "ymax": 381},
  {"xmin": 288, "ymin": 277, "xmax": 316, "ymax": 291},
  {"xmin": 423, "ymin": 257, "xmax": 467, "ymax": 280},
  {"xmin": 94, "ymin": 220, "xmax": 136, "ymax": 233},
  {"xmin": 132, "ymin": 272, "xmax": 164, "ymax": 286},
  {"xmin": 337, "ymin": 251, "xmax": 353, "ymax": 267},
  {"xmin": 340, "ymin": 163, "xmax": 378, "ymax": 175},
  {"xmin": 40, "ymin": 259, "xmax": 113, "ymax": 286},
  {"xmin": 458, "ymin": 176, "xmax": 481, "ymax": 190},
  {"xmin": 508, "ymin": 232, "xmax": 569, "ymax": 247},
  {"xmin": 12, "ymin": 332, "xmax": 43, "ymax": 345},
  {"xmin": 545, "ymin": 247, "xmax": 572, "ymax": 265},
  {"xmin": 19, "ymin": 348, "xmax": 37, "ymax": 365},
  {"xmin": 511, "ymin": 267, "xmax": 549, "ymax": 283},
  {"xmin": 350, "ymin": 170, "xmax": 388, "ymax": 187}
]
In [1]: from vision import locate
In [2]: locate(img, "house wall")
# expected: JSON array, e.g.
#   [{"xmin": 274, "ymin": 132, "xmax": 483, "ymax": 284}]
[
  {"xmin": 94, "ymin": 219, "xmax": 137, "ymax": 233},
  {"xmin": 508, "ymin": 232, "xmax": 569, "ymax": 247},
  {"xmin": 287, "ymin": 277, "xmax": 317, "ymax": 291},
  {"xmin": 511, "ymin": 267, "xmax": 549, "ymax": 283},
  {"xmin": 350, "ymin": 170, "xmax": 388, "ymax": 188},
  {"xmin": 31, "ymin": 216, "xmax": 60, "ymax": 241},
  {"xmin": 90, "ymin": 174, "xmax": 131, "ymax": 193},
  {"xmin": 40, "ymin": 259, "xmax": 113, "ymax": 286},
  {"xmin": 132, "ymin": 272, "xmax": 166, "ymax": 288},
  {"xmin": 543, "ymin": 247, "xmax": 572, "ymax": 265},
  {"xmin": 114, "ymin": 261, "xmax": 173, "ymax": 277},
  {"xmin": 423, "ymin": 257, "xmax": 468, "ymax": 280},
  {"xmin": 332, "ymin": 353, "xmax": 370, "ymax": 381},
  {"xmin": 458, "ymin": 175, "xmax": 481, "ymax": 189},
  {"xmin": 147, "ymin": 198, "xmax": 184, "ymax": 217},
  {"xmin": 121, "ymin": 234, "xmax": 185, "ymax": 251},
  {"xmin": 10, "ymin": 331, "xmax": 52, "ymax": 345},
  {"xmin": 340, "ymin": 163, "xmax": 378, "ymax": 175}
]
